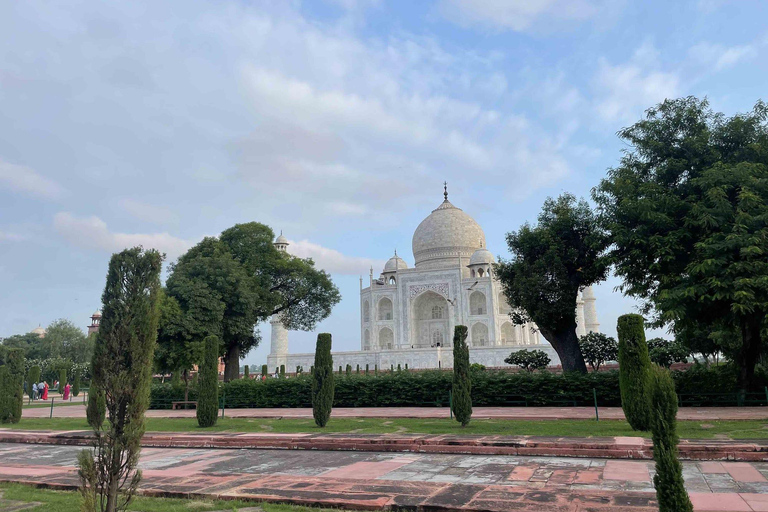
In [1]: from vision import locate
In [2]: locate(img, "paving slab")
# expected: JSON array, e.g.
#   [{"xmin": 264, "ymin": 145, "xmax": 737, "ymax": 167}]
[{"xmin": 1, "ymin": 442, "xmax": 768, "ymax": 511}]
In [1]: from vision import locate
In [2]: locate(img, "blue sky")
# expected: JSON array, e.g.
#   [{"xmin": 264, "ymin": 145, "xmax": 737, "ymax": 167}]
[{"xmin": 1, "ymin": 0, "xmax": 766, "ymax": 367}]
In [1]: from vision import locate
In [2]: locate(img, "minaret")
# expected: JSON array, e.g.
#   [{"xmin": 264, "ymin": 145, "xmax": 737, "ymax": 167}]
[
  {"xmin": 575, "ymin": 290, "xmax": 586, "ymax": 337},
  {"xmin": 268, "ymin": 232, "xmax": 290, "ymax": 369},
  {"xmin": 582, "ymin": 285, "xmax": 600, "ymax": 333}
]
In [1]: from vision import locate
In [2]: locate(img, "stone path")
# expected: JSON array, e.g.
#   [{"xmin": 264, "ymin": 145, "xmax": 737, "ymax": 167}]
[
  {"xmin": 1, "ymin": 443, "xmax": 767, "ymax": 511},
  {"xmin": 21, "ymin": 404, "xmax": 768, "ymax": 420}
]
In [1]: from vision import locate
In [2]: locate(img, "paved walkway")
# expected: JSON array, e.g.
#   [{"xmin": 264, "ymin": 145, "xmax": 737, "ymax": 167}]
[
  {"xmin": 22, "ymin": 404, "xmax": 768, "ymax": 420},
  {"xmin": 1, "ymin": 443, "xmax": 767, "ymax": 511}
]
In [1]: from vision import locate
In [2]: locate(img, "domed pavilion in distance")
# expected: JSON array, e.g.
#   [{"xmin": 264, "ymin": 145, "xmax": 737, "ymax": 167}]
[{"xmin": 267, "ymin": 185, "xmax": 600, "ymax": 371}]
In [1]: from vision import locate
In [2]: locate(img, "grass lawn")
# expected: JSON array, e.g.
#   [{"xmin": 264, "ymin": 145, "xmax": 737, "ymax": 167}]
[
  {"xmin": 0, "ymin": 482, "xmax": 330, "ymax": 512},
  {"xmin": 3, "ymin": 416, "xmax": 767, "ymax": 439},
  {"xmin": 23, "ymin": 400, "xmax": 86, "ymax": 409}
]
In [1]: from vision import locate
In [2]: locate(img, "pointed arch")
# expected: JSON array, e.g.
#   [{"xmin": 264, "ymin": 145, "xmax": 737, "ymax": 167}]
[
  {"xmin": 500, "ymin": 322, "xmax": 515, "ymax": 345},
  {"xmin": 469, "ymin": 290, "xmax": 487, "ymax": 315},
  {"xmin": 363, "ymin": 300, "xmax": 370, "ymax": 322},
  {"xmin": 498, "ymin": 292, "xmax": 512, "ymax": 315},
  {"xmin": 379, "ymin": 327, "xmax": 394, "ymax": 350},
  {"xmin": 363, "ymin": 329, "xmax": 371, "ymax": 350},
  {"xmin": 471, "ymin": 322, "xmax": 489, "ymax": 347},
  {"xmin": 378, "ymin": 297, "xmax": 393, "ymax": 320}
]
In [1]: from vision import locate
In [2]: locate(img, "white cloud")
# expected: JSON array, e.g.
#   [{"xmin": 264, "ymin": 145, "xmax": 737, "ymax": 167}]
[
  {"xmin": 594, "ymin": 44, "xmax": 680, "ymax": 123},
  {"xmin": 288, "ymin": 239, "xmax": 385, "ymax": 275},
  {"xmin": 0, "ymin": 160, "xmax": 65, "ymax": 199},
  {"xmin": 118, "ymin": 199, "xmax": 178, "ymax": 226},
  {"xmin": 0, "ymin": 232, "xmax": 27, "ymax": 242},
  {"xmin": 438, "ymin": 0, "xmax": 603, "ymax": 31},
  {"xmin": 689, "ymin": 42, "xmax": 758, "ymax": 71},
  {"xmin": 53, "ymin": 212, "xmax": 193, "ymax": 261}
]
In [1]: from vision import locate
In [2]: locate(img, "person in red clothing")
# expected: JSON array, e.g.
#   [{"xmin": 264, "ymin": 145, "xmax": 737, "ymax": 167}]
[
  {"xmin": 41, "ymin": 381, "xmax": 49, "ymax": 400},
  {"xmin": 63, "ymin": 382, "xmax": 71, "ymax": 400}
]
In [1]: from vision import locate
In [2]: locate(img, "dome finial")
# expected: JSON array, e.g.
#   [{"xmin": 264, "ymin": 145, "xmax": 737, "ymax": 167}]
[
  {"xmin": 443, "ymin": 181, "xmax": 448, "ymax": 201},
  {"xmin": 394, "ymin": 249, "xmax": 397, "ymax": 256}
]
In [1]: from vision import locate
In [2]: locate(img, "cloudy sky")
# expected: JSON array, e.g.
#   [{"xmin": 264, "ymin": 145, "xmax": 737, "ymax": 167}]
[{"xmin": 1, "ymin": 0, "xmax": 766, "ymax": 366}]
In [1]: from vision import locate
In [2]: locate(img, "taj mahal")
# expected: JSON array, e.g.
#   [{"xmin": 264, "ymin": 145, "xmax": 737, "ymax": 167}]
[{"xmin": 267, "ymin": 186, "xmax": 600, "ymax": 371}]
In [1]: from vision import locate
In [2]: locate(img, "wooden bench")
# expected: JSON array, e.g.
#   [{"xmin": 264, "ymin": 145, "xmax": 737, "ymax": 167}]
[{"xmin": 171, "ymin": 401, "xmax": 197, "ymax": 410}]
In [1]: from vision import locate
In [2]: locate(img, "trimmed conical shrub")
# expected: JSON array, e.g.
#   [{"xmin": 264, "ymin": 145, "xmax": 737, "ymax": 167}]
[
  {"xmin": 346, "ymin": 364, "xmax": 351, "ymax": 376},
  {"xmin": 72, "ymin": 373, "xmax": 81, "ymax": 397},
  {"xmin": 243, "ymin": 365, "xmax": 249, "ymax": 379},
  {"xmin": 86, "ymin": 384, "xmax": 105, "ymax": 428},
  {"xmin": 649, "ymin": 365, "xmax": 693, "ymax": 512},
  {"xmin": 279, "ymin": 364, "xmax": 285, "ymax": 379},
  {"xmin": 261, "ymin": 364, "xmax": 268, "ymax": 379},
  {"xmin": 452, "ymin": 326, "xmax": 472, "ymax": 426},
  {"xmin": 618, "ymin": 314, "xmax": 651, "ymax": 431},
  {"xmin": 0, "ymin": 347, "xmax": 25, "ymax": 424},
  {"xmin": 58, "ymin": 368, "xmax": 67, "ymax": 394},
  {"xmin": 312, "ymin": 333, "xmax": 334, "ymax": 427},
  {"xmin": 197, "ymin": 335, "xmax": 220, "ymax": 427}
]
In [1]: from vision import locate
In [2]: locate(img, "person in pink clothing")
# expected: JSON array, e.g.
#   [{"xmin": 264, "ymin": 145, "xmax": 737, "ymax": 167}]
[
  {"xmin": 63, "ymin": 382, "xmax": 71, "ymax": 400},
  {"xmin": 41, "ymin": 382, "xmax": 49, "ymax": 400}
]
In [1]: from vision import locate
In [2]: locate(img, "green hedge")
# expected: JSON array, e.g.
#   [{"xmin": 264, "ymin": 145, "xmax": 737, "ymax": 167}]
[{"xmin": 148, "ymin": 364, "xmax": 768, "ymax": 409}]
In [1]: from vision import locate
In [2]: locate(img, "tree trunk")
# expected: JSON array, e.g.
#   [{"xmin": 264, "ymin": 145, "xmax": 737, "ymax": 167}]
[
  {"xmin": 538, "ymin": 327, "xmax": 588, "ymax": 373},
  {"xmin": 183, "ymin": 369, "xmax": 189, "ymax": 404},
  {"xmin": 223, "ymin": 345, "xmax": 240, "ymax": 382},
  {"xmin": 737, "ymin": 314, "xmax": 763, "ymax": 392}
]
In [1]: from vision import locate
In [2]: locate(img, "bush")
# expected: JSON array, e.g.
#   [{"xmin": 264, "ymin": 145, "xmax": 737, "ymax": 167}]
[
  {"xmin": 197, "ymin": 335, "xmax": 220, "ymax": 427},
  {"xmin": 243, "ymin": 365, "xmax": 249, "ymax": 379},
  {"xmin": 58, "ymin": 368, "xmax": 67, "ymax": 393},
  {"xmin": 0, "ymin": 347, "xmax": 25, "ymax": 424},
  {"xmin": 648, "ymin": 338, "xmax": 690, "ymax": 368},
  {"xmin": 504, "ymin": 349, "xmax": 551, "ymax": 372},
  {"xmin": 452, "ymin": 326, "xmax": 472, "ymax": 426},
  {"xmin": 618, "ymin": 314, "xmax": 652, "ymax": 431},
  {"xmin": 27, "ymin": 365, "xmax": 41, "ymax": 398},
  {"xmin": 346, "ymin": 364, "xmax": 351, "ymax": 376},
  {"xmin": 87, "ymin": 384, "xmax": 105, "ymax": 428},
  {"xmin": 261, "ymin": 364, "xmax": 267, "ymax": 378},
  {"xmin": 279, "ymin": 365, "xmax": 285, "ymax": 378},
  {"xmin": 148, "ymin": 364, "xmax": 762, "ymax": 409},
  {"xmin": 649, "ymin": 365, "xmax": 693, "ymax": 512},
  {"xmin": 579, "ymin": 332, "xmax": 618, "ymax": 371},
  {"xmin": 312, "ymin": 333, "xmax": 334, "ymax": 427},
  {"xmin": 73, "ymin": 373, "xmax": 81, "ymax": 397}
]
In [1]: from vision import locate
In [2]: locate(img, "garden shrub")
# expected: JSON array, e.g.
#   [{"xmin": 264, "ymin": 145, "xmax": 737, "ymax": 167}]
[
  {"xmin": 27, "ymin": 365, "xmax": 41, "ymax": 398},
  {"xmin": 197, "ymin": 335, "xmax": 220, "ymax": 427},
  {"xmin": 312, "ymin": 333, "xmax": 334, "ymax": 427},
  {"xmin": 0, "ymin": 347, "xmax": 25, "ymax": 424},
  {"xmin": 452, "ymin": 326, "xmax": 472, "ymax": 426},
  {"xmin": 87, "ymin": 384, "xmax": 106, "ymax": 428},
  {"xmin": 243, "ymin": 365, "xmax": 249, "ymax": 379},
  {"xmin": 618, "ymin": 314, "xmax": 652, "ymax": 431},
  {"xmin": 73, "ymin": 372, "xmax": 81, "ymax": 397},
  {"xmin": 504, "ymin": 349, "xmax": 551, "ymax": 372},
  {"xmin": 649, "ymin": 365, "xmax": 693, "ymax": 512},
  {"xmin": 58, "ymin": 368, "xmax": 67, "ymax": 393}
]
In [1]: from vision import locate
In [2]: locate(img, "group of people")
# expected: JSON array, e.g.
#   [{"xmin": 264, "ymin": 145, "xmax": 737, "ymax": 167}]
[
  {"xmin": 27, "ymin": 380, "xmax": 72, "ymax": 401},
  {"xmin": 29, "ymin": 381, "xmax": 49, "ymax": 400}
]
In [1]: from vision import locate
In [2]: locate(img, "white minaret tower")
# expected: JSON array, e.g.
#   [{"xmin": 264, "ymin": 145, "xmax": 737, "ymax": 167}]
[
  {"xmin": 575, "ymin": 290, "xmax": 587, "ymax": 337},
  {"xmin": 268, "ymin": 232, "xmax": 290, "ymax": 372},
  {"xmin": 582, "ymin": 285, "xmax": 600, "ymax": 333}
]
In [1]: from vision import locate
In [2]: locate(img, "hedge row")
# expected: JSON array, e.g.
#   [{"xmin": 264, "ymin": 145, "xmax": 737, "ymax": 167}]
[{"xmin": 149, "ymin": 364, "xmax": 768, "ymax": 409}]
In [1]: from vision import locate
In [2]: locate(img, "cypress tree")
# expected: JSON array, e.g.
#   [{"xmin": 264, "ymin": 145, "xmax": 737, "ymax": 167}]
[
  {"xmin": 339, "ymin": 365, "xmax": 343, "ymax": 374},
  {"xmin": 86, "ymin": 384, "xmax": 105, "ymax": 429},
  {"xmin": 261, "ymin": 364, "xmax": 268, "ymax": 379},
  {"xmin": 365, "ymin": 364, "xmax": 369, "ymax": 375},
  {"xmin": 27, "ymin": 365, "xmax": 41, "ymax": 399},
  {"xmin": 451, "ymin": 325, "xmax": 472, "ymax": 426},
  {"xmin": 649, "ymin": 365, "xmax": 693, "ymax": 512},
  {"xmin": 77, "ymin": 247, "xmax": 162, "ymax": 512},
  {"xmin": 0, "ymin": 348, "xmax": 24, "ymax": 424},
  {"xmin": 345, "ymin": 364, "xmax": 351, "ymax": 376},
  {"xmin": 73, "ymin": 373, "xmax": 81, "ymax": 397},
  {"xmin": 312, "ymin": 333, "xmax": 334, "ymax": 427},
  {"xmin": 58, "ymin": 367, "xmax": 68, "ymax": 394},
  {"xmin": 356, "ymin": 364, "xmax": 360, "ymax": 374},
  {"xmin": 243, "ymin": 365, "xmax": 249, "ymax": 379},
  {"xmin": 375, "ymin": 364, "xmax": 378, "ymax": 376},
  {"xmin": 197, "ymin": 335, "xmax": 220, "ymax": 428},
  {"xmin": 617, "ymin": 314, "xmax": 652, "ymax": 431},
  {"xmin": 390, "ymin": 364, "xmax": 394, "ymax": 371},
  {"xmin": 170, "ymin": 370, "xmax": 181, "ymax": 387},
  {"xmin": 280, "ymin": 364, "xmax": 285, "ymax": 378},
  {"xmin": 405, "ymin": 363, "xmax": 408, "ymax": 370},
  {"xmin": 397, "ymin": 363, "xmax": 401, "ymax": 372}
]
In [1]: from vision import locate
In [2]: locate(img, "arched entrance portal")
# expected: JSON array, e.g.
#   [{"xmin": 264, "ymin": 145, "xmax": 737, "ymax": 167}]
[{"xmin": 411, "ymin": 291, "xmax": 450, "ymax": 348}]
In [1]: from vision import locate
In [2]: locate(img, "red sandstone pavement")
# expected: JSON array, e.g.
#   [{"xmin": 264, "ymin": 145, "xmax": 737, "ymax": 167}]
[
  {"xmin": 2, "ymin": 429, "xmax": 767, "ymax": 461},
  {"xmin": 2, "ymin": 442, "xmax": 768, "ymax": 511},
  {"xmin": 21, "ymin": 404, "xmax": 768, "ymax": 420}
]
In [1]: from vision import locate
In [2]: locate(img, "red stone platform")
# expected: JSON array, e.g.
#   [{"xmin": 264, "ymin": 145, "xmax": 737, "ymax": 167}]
[{"xmin": 1, "ymin": 429, "xmax": 766, "ymax": 461}]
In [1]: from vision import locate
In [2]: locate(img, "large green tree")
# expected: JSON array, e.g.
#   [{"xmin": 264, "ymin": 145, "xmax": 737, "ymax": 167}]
[
  {"xmin": 1, "ymin": 320, "xmax": 91, "ymax": 363},
  {"xmin": 495, "ymin": 194, "xmax": 610, "ymax": 373},
  {"xmin": 77, "ymin": 247, "xmax": 162, "ymax": 512},
  {"xmin": 166, "ymin": 223, "xmax": 340, "ymax": 381},
  {"xmin": 594, "ymin": 97, "xmax": 768, "ymax": 390},
  {"xmin": 153, "ymin": 290, "xmax": 202, "ymax": 399}
]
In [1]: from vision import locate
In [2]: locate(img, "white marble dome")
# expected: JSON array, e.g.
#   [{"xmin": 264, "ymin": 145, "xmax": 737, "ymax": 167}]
[
  {"xmin": 275, "ymin": 233, "xmax": 288, "ymax": 245},
  {"xmin": 412, "ymin": 196, "xmax": 486, "ymax": 269},
  {"xmin": 469, "ymin": 247, "xmax": 495, "ymax": 266},
  {"xmin": 383, "ymin": 251, "xmax": 408, "ymax": 272}
]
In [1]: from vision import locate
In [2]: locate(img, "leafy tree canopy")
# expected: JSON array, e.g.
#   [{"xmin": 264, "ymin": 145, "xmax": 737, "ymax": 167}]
[
  {"xmin": 594, "ymin": 97, "xmax": 768, "ymax": 390},
  {"xmin": 578, "ymin": 332, "xmax": 618, "ymax": 371},
  {"xmin": 1, "ymin": 319, "xmax": 91, "ymax": 364},
  {"xmin": 495, "ymin": 194, "xmax": 610, "ymax": 372},
  {"xmin": 504, "ymin": 349, "xmax": 551, "ymax": 372},
  {"xmin": 166, "ymin": 222, "xmax": 341, "ymax": 381}
]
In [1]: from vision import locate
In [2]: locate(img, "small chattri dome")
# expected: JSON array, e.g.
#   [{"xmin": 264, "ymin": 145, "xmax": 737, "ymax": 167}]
[
  {"xmin": 92, "ymin": 310, "xmax": 102, "ymax": 318},
  {"xmin": 31, "ymin": 326, "xmax": 46, "ymax": 337},
  {"xmin": 383, "ymin": 251, "xmax": 408, "ymax": 272},
  {"xmin": 469, "ymin": 247, "xmax": 495, "ymax": 266},
  {"xmin": 275, "ymin": 233, "xmax": 288, "ymax": 245}
]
